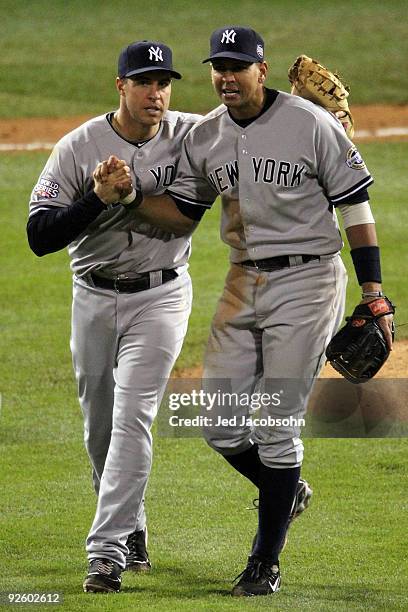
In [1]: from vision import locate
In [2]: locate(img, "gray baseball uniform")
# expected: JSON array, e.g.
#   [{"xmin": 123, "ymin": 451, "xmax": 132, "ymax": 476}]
[
  {"xmin": 28, "ymin": 109, "xmax": 201, "ymax": 568},
  {"xmin": 166, "ymin": 91, "xmax": 373, "ymax": 466}
]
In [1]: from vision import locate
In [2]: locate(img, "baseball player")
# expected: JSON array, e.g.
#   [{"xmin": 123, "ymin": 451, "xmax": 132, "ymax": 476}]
[
  {"xmin": 123, "ymin": 26, "xmax": 394, "ymax": 596},
  {"xmin": 27, "ymin": 40, "xmax": 203, "ymax": 593}
]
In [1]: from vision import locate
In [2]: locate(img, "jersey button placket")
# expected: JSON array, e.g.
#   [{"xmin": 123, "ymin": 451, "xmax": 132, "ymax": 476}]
[
  {"xmin": 239, "ymin": 133, "xmax": 252, "ymax": 250},
  {"xmin": 135, "ymin": 151, "xmax": 143, "ymax": 174},
  {"xmin": 241, "ymin": 132, "xmax": 248, "ymax": 156},
  {"xmin": 131, "ymin": 150, "xmax": 144, "ymax": 180}
]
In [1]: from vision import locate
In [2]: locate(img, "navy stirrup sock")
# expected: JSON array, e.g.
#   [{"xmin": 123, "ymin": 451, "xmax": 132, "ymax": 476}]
[
  {"xmin": 223, "ymin": 444, "xmax": 262, "ymax": 487},
  {"xmin": 252, "ymin": 464, "xmax": 301, "ymax": 563}
]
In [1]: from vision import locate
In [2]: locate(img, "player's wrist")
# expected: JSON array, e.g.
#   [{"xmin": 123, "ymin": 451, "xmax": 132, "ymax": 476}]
[
  {"xmin": 120, "ymin": 188, "xmax": 136, "ymax": 206},
  {"xmin": 93, "ymin": 189, "xmax": 113, "ymax": 207},
  {"xmin": 361, "ymin": 290, "xmax": 384, "ymax": 299},
  {"xmin": 361, "ymin": 281, "xmax": 383, "ymax": 300},
  {"xmin": 120, "ymin": 188, "xmax": 142, "ymax": 208}
]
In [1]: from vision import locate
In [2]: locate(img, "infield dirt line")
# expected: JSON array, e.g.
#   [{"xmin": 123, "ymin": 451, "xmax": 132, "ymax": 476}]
[
  {"xmin": 1, "ymin": 126, "xmax": 408, "ymax": 152},
  {"xmin": 1, "ymin": 105, "xmax": 408, "ymax": 151}
]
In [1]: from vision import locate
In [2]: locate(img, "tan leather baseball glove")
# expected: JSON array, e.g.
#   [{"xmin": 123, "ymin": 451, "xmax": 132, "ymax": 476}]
[{"xmin": 288, "ymin": 54, "xmax": 354, "ymax": 139}]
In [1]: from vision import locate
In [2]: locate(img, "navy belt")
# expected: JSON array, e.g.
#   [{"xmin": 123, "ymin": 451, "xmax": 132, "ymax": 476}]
[
  {"xmin": 240, "ymin": 254, "xmax": 320, "ymax": 271},
  {"xmin": 90, "ymin": 269, "xmax": 178, "ymax": 293}
]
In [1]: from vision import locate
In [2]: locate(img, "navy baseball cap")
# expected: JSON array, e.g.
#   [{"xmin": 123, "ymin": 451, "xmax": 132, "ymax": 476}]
[
  {"xmin": 118, "ymin": 41, "xmax": 182, "ymax": 79},
  {"xmin": 203, "ymin": 26, "xmax": 265, "ymax": 64}
]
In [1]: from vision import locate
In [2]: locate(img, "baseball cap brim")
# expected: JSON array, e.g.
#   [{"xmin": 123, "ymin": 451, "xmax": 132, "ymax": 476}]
[
  {"xmin": 122, "ymin": 66, "xmax": 182, "ymax": 79},
  {"xmin": 202, "ymin": 52, "xmax": 259, "ymax": 64}
]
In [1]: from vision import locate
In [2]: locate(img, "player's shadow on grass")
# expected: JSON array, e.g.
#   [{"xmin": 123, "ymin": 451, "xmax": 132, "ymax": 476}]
[
  {"xmin": 307, "ymin": 378, "xmax": 408, "ymax": 437},
  {"xmin": 284, "ymin": 581, "xmax": 400, "ymax": 608},
  {"xmin": 122, "ymin": 564, "xmax": 231, "ymax": 597}
]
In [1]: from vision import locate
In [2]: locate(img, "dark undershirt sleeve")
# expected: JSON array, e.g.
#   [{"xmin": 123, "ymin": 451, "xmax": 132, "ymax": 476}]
[
  {"xmin": 169, "ymin": 186, "xmax": 369, "ymax": 219},
  {"xmin": 27, "ymin": 191, "xmax": 105, "ymax": 256},
  {"xmin": 167, "ymin": 194, "xmax": 208, "ymax": 221},
  {"xmin": 342, "ymin": 189, "xmax": 370, "ymax": 204},
  {"xmin": 336, "ymin": 187, "xmax": 370, "ymax": 206}
]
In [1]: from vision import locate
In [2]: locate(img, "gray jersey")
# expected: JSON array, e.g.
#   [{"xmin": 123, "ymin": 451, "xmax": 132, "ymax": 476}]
[
  {"xmin": 29, "ymin": 110, "xmax": 202, "ymax": 276},
  {"xmin": 167, "ymin": 91, "xmax": 373, "ymax": 262}
]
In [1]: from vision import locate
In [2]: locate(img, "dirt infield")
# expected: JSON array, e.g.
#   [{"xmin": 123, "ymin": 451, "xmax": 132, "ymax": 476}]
[
  {"xmin": 1, "ymin": 104, "xmax": 408, "ymax": 147},
  {"xmin": 177, "ymin": 339, "xmax": 407, "ymax": 379},
  {"xmin": 3, "ymin": 105, "xmax": 406, "ymax": 377}
]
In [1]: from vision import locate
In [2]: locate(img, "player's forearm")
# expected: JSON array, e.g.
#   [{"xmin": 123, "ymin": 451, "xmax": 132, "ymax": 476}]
[
  {"xmin": 27, "ymin": 191, "xmax": 105, "ymax": 256},
  {"xmin": 345, "ymin": 222, "xmax": 393, "ymax": 350},
  {"xmin": 135, "ymin": 194, "xmax": 197, "ymax": 236},
  {"xmin": 346, "ymin": 222, "xmax": 377, "ymax": 250}
]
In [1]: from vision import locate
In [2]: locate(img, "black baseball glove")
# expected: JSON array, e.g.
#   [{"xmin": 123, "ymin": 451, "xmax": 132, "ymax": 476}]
[{"xmin": 325, "ymin": 297, "xmax": 395, "ymax": 384}]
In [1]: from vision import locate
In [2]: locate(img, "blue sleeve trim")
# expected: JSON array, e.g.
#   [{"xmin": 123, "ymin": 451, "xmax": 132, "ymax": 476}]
[{"xmin": 329, "ymin": 176, "xmax": 373, "ymax": 204}]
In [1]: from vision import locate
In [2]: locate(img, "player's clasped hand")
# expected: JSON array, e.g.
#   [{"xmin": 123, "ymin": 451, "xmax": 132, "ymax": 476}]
[
  {"xmin": 366, "ymin": 303, "xmax": 394, "ymax": 351},
  {"xmin": 359, "ymin": 295, "xmax": 395, "ymax": 351},
  {"xmin": 93, "ymin": 155, "xmax": 132, "ymax": 205}
]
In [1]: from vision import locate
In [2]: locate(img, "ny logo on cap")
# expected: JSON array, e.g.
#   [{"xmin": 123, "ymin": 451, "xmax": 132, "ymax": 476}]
[
  {"xmin": 221, "ymin": 29, "xmax": 236, "ymax": 44},
  {"xmin": 148, "ymin": 46, "xmax": 163, "ymax": 62}
]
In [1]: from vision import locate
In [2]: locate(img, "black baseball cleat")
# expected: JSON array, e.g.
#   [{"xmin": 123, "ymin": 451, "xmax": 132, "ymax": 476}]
[
  {"xmin": 232, "ymin": 556, "xmax": 281, "ymax": 597},
  {"xmin": 83, "ymin": 558, "xmax": 122, "ymax": 593},
  {"xmin": 125, "ymin": 527, "xmax": 152, "ymax": 572}
]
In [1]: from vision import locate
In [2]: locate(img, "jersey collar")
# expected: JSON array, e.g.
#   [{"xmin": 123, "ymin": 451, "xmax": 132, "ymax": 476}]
[{"xmin": 227, "ymin": 88, "xmax": 279, "ymax": 128}]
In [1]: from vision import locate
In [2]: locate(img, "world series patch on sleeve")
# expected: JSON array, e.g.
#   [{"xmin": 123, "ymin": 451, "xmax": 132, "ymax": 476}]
[
  {"xmin": 32, "ymin": 177, "xmax": 60, "ymax": 200},
  {"xmin": 325, "ymin": 297, "xmax": 395, "ymax": 384}
]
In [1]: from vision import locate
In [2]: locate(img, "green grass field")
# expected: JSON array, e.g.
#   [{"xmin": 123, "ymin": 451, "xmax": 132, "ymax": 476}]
[
  {"xmin": 1, "ymin": 1, "xmax": 407, "ymax": 609},
  {"xmin": 1, "ymin": 143, "xmax": 407, "ymax": 378},
  {"xmin": 1, "ymin": 142, "xmax": 407, "ymax": 610},
  {"xmin": 1, "ymin": 0, "xmax": 408, "ymax": 117},
  {"xmin": 0, "ymin": 436, "xmax": 406, "ymax": 611}
]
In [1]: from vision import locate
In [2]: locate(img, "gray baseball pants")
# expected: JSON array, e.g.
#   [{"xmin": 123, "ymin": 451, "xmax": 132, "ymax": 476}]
[
  {"xmin": 71, "ymin": 271, "xmax": 192, "ymax": 568},
  {"xmin": 202, "ymin": 255, "xmax": 347, "ymax": 467}
]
